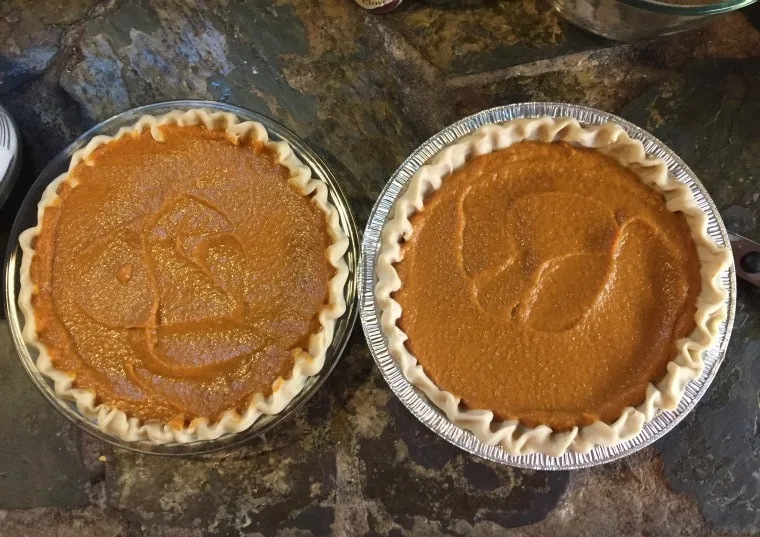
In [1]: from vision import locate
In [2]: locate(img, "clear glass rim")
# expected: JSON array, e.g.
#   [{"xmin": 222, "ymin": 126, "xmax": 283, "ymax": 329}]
[
  {"xmin": 611, "ymin": 0, "xmax": 756, "ymax": 16},
  {"xmin": 4, "ymin": 99, "xmax": 360, "ymax": 456}
]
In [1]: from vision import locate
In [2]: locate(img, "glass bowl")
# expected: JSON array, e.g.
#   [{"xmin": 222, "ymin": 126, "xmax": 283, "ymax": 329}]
[
  {"xmin": 553, "ymin": 0, "xmax": 757, "ymax": 40},
  {"xmin": 4, "ymin": 100, "xmax": 359, "ymax": 455}
]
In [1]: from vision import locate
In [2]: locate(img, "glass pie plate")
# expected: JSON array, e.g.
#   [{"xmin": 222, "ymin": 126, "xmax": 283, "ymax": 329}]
[
  {"xmin": 4, "ymin": 100, "xmax": 359, "ymax": 455},
  {"xmin": 359, "ymin": 102, "xmax": 737, "ymax": 470}
]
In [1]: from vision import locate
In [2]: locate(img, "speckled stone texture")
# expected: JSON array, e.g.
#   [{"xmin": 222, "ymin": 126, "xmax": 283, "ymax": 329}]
[{"xmin": 1, "ymin": 1, "xmax": 760, "ymax": 536}]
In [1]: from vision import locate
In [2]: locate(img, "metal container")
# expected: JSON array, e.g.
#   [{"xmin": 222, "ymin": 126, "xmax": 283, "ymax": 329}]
[
  {"xmin": 4, "ymin": 100, "xmax": 359, "ymax": 456},
  {"xmin": 359, "ymin": 102, "xmax": 736, "ymax": 470},
  {"xmin": 0, "ymin": 103, "xmax": 21, "ymax": 210},
  {"xmin": 553, "ymin": 0, "xmax": 756, "ymax": 40}
]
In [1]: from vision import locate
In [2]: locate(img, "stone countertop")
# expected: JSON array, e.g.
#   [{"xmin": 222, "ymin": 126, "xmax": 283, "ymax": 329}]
[{"xmin": 1, "ymin": 1, "xmax": 760, "ymax": 536}]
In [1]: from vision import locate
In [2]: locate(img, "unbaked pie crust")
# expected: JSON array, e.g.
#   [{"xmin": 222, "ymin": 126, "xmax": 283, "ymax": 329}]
[
  {"xmin": 18, "ymin": 109, "xmax": 349, "ymax": 444},
  {"xmin": 375, "ymin": 117, "xmax": 731, "ymax": 456}
]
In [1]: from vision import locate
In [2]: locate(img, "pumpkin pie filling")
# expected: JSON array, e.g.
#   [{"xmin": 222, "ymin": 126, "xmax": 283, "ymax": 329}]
[
  {"xmin": 393, "ymin": 141, "xmax": 701, "ymax": 431},
  {"xmin": 29, "ymin": 124, "xmax": 333, "ymax": 426}
]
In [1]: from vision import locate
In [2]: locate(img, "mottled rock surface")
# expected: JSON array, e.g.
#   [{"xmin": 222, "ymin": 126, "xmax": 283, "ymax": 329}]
[
  {"xmin": 621, "ymin": 61, "xmax": 760, "ymax": 532},
  {"xmin": 1, "ymin": 1, "xmax": 760, "ymax": 536}
]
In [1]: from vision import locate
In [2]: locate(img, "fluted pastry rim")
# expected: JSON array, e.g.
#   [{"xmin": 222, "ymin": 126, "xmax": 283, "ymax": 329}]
[
  {"xmin": 375, "ymin": 117, "xmax": 731, "ymax": 456},
  {"xmin": 18, "ymin": 109, "xmax": 349, "ymax": 444}
]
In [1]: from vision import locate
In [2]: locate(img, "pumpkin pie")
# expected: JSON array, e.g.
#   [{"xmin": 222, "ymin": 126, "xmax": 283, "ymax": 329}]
[
  {"xmin": 375, "ymin": 117, "xmax": 730, "ymax": 456},
  {"xmin": 18, "ymin": 109, "xmax": 349, "ymax": 443}
]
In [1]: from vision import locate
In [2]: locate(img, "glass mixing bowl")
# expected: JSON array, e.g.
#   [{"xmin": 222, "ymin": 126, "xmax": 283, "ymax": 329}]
[
  {"xmin": 553, "ymin": 0, "xmax": 756, "ymax": 40},
  {"xmin": 4, "ymin": 100, "xmax": 359, "ymax": 455}
]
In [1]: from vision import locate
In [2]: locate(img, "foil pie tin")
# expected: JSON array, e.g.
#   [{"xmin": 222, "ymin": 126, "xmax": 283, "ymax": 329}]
[
  {"xmin": 4, "ymin": 100, "xmax": 359, "ymax": 455},
  {"xmin": 359, "ymin": 102, "xmax": 737, "ymax": 470}
]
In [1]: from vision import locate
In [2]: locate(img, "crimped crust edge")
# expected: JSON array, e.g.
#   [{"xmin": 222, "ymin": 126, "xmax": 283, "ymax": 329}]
[
  {"xmin": 18, "ymin": 108, "xmax": 350, "ymax": 444},
  {"xmin": 375, "ymin": 117, "xmax": 731, "ymax": 456}
]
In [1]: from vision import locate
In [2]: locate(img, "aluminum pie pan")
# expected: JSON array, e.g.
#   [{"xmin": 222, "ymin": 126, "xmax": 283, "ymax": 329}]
[
  {"xmin": 359, "ymin": 102, "xmax": 736, "ymax": 470},
  {"xmin": 4, "ymin": 100, "xmax": 360, "ymax": 456}
]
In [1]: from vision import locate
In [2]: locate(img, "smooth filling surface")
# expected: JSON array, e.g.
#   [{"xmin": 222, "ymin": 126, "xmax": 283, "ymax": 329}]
[
  {"xmin": 30, "ymin": 125, "xmax": 333, "ymax": 426},
  {"xmin": 393, "ymin": 141, "xmax": 701, "ymax": 431}
]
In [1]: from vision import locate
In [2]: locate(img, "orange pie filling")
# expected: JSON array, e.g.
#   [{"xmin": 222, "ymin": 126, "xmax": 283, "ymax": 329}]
[
  {"xmin": 29, "ymin": 125, "xmax": 334, "ymax": 426},
  {"xmin": 393, "ymin": 141, "xmax": 701, "ymax": 431}
]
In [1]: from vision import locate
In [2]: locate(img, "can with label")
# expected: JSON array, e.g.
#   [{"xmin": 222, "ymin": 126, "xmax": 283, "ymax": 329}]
[{"xmin": 354, "ymin": 0, "xmax": 403, "ymax": 13}]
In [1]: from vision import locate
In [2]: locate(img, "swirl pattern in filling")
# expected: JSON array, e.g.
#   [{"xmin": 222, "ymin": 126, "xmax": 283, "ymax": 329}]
[
  {"xmin": 29, "ymin": 125, "xmax": 333, "ymax": 425},
  {"xmin": 393, "ymin": 141, "xmax": 701, "ymax": 431}
]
